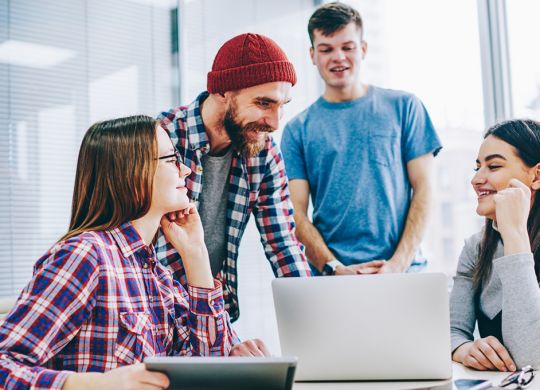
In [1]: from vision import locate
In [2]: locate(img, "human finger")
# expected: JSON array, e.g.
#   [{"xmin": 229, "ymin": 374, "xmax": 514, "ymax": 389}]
[
  {"xmin": 356, "ymin": 266, "xmax": 382, "ymax": 274},
  {"xmin": 508, "ymin": 178, "xmax": 529, "ymax": 191},
  {"xmin": 469, "ymin": 343, "xmax": 496, "ymax": 370},
  {"xmin": 242, "ymin": 340, "xmax": 264, "ymax": 356},
  {"xmin": 253, "ymin": 338, "xmax": 271, "ymax": 356},
  {"xmin": 463, "ymin": 354, "xmax": 490, "ymax": 371},
  {"xmin": 477, "ymin": 339, "xmax": 507, "ymax": 371},
  {"xmin": 485, "ymin": 336, "xmax": 516, "ymax": 371}
]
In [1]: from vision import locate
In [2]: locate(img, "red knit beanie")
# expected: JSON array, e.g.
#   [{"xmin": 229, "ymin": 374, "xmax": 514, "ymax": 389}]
[{"xmin": 207, "ymin": 33, "xmax": 297, "ymax": 94}]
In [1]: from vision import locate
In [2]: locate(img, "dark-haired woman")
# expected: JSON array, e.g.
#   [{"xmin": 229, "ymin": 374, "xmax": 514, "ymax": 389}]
[
  {"xmin": 451, "ymin": 119, "xmax": 540, "ymax": 371},
  {"xmin": 0, "ymin": 116, "xmax": 236, "ymax": 389}
]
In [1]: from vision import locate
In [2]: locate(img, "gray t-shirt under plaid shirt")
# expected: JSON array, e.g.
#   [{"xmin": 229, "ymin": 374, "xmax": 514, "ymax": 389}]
[{"xmin": 198, "ymin": 148, "xmax": 233, "ymax": 276}]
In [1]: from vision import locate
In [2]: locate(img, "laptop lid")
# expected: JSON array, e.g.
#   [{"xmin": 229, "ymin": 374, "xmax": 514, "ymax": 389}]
[
  {"xmin": 145, "ymin": 356, "xmax": 297, "ymax": 390},
  {"xmin": 272, "ymin": 273, "xmax": 452, "ymax": 381}
]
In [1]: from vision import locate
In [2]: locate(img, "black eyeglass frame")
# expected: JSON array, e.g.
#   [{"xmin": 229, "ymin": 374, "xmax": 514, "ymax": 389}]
[
  {"xmin": 499, "ymin": 365, "xmax": 535, "ymax": 389},
  {"xmin": 156, "ymin": 149, "xmax": 183, "ymax": 167}
]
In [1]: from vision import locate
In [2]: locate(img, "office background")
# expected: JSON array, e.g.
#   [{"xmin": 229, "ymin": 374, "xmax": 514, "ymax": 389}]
[{"xmin": 1, "ymin": 0, "xmax": 539, "ymax": 354}]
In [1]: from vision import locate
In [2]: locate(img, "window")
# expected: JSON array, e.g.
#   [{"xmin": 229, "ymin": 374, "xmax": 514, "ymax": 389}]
[
  {"xmin": 0, "ymin": 0, "xmax": 177, "ymax": 296},
  {"xmin": 506, "ymin": 0, "xmax": 540, "ymax": 120}
]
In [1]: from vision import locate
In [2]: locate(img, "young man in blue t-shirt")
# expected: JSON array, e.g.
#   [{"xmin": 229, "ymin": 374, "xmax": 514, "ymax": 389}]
[{"xmin": 281, "ymin": 2, "xmax": 442, "ymax": 276}]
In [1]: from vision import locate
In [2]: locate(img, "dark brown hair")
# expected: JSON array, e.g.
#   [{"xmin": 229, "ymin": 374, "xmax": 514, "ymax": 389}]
[
  {"xmin": 308, "ymin": 2, "xmax": 363, "ymax": 46},
  {"xmin": 61, "ymin": 115, "xmax": 158, "ymax": 241},
  {"xmin": 474, "ymin": 119, "xmax": 540, "ymax": 289}
]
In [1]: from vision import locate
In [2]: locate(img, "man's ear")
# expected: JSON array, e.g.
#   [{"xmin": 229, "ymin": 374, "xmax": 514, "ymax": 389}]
[
  {"xmin": 532, "ymin": 163, "xmax": 540, "ymax": 190},
  {"xmin": 213, "ymin": 92, "xmax": 227, "ymax": 103},
  {"xmin": 361, "ymin": 40, "xmax": 368, "ymax": 59},
  {"xmin": 309, "ymin": 46, "xmax": 315, "ymax": 65}
]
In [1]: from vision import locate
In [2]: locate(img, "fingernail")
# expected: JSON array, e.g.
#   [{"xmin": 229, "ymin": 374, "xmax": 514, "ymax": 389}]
[{"xmin": 510, "ymin": 365, "xmax": 516, "ymax": 371}]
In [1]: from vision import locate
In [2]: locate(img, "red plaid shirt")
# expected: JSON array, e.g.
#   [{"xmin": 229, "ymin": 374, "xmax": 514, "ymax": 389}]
[{"xmin": 0, "ymin": 223, "xmax": 236, "ymax": 390}]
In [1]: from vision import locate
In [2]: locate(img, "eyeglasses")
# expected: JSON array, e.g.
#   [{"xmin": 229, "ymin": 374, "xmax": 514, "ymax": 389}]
[
  {"xmin": 157, "ymin": 149, "xmax": 183, "ymax": 167},
  {"xmin": 499, "ymin": 366, "xmax": 535, "ymax": 389}
]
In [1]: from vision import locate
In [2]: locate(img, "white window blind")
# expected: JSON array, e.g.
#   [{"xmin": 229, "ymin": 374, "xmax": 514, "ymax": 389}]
[{"xmin": 0, "ymin": 0, "xmax": 177, "ymax": 297}]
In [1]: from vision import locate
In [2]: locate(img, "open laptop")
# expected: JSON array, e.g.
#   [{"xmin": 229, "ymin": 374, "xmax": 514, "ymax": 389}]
[
  {"xmin": 145, "ymin": 356, "xmax": 297, "ymax": 390},
  {"xmin": 272, "ymin": 273, "xmax": 452, "ymax": 381}
]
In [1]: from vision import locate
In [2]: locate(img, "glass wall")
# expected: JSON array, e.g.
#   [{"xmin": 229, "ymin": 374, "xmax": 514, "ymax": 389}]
[
  {"xmin": 506, "ymin": 0, "xmax": 540, "ymax": 120},
  {"xmin": 0, "ymin": 0, "xmax": 177, "ymax": 296}
]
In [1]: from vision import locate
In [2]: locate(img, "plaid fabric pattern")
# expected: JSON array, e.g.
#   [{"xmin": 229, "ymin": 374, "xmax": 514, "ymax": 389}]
[
  {"xmin": 156, "ymin": 92, "xmax": 311, "ymax": 322},
  {"xmin": 0, "ymin": 223, "xmax": 235, "ymax": 390}
]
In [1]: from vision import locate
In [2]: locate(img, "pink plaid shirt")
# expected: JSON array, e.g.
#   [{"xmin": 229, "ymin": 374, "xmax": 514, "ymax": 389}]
[{"xmin": 0, "ymin": 222, "xmax": 236, "ymax": 390}]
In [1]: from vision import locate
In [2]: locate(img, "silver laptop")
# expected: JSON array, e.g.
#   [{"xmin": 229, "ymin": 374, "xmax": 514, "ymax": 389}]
[
  {"xmin": 272, "ymin": 273, "xmax": 452, "ymax": 381},
  {"xmin": 145, "ymin": 356, "xmax": 297, "ymax": 390}
]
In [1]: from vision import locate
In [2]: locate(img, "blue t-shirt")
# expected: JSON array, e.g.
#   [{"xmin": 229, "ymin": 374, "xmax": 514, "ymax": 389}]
[{"xmin": 281, "ymin": 86, "xmax": 442, "ymax": 267}]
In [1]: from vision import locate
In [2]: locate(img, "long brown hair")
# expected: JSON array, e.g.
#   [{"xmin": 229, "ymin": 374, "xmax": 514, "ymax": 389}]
[
  {"xmin": 61, "ymin": 115, "xmax": 158, "ymax": 241},
  {"xmin": 474, "ymin": 119, "xmax": 540, "ymax": 289}
]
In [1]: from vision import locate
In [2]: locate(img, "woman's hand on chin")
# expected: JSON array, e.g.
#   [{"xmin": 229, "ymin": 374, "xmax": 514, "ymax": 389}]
[
  {"xmin": 160, "ymin": 205, "xmax": 205, "ymax": 255},
  {"xmin": 494, "ymin": 179, "xmax": 532, "ymax": 255},
  {"xmin": 160, "ymin": 206, "xmax": 214, "ymax": 288}
]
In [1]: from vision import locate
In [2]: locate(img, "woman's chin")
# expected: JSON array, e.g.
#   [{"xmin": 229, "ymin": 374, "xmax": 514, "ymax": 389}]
[{"xmin": 476, "ymin": 206, "xmax": 495, "ymax": 220}]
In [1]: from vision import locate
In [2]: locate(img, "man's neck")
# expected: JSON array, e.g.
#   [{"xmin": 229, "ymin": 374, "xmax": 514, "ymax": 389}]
[
  {"xmin": 200, "ymin": 94, "xmax": 232, "ymax": 155},
  {"xmin": 323, "ymin": 83, "xmax": 368, "ymax": 103}
]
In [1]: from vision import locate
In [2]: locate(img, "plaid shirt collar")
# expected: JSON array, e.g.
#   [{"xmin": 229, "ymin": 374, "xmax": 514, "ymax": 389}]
[
  {"xmin": 185, "ymin": 92, "xmax": 210, "ymax": 152},
  {"xmin": 186, "ymin": 91, "xmax": 243, "ymax": 159},
  {"xmin": 109, "ymin": 222, "xmax": 152, "ymax": 258}
]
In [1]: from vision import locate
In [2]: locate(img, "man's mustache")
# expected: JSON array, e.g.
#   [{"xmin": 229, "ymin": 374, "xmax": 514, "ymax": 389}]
[{"xmin": 243, "ymin": 122, "xmax": 275, "ymax": 134}]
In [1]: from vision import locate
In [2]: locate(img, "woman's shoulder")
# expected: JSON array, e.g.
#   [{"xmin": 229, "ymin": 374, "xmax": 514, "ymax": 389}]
[
  {"xmin": 456, "ymin": 230, "xmax": 485, "ymax": 270},
  {"xmin": 36, "ymin": 230, "xmax": 113, "ymax": 271},
  {"xmin": 464, "ymin": 230, "xmax": 484, "ymax": 250}
]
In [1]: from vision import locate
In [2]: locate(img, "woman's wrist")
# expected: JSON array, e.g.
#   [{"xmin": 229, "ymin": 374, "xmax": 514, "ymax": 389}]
[
  {"xmin": 501, "ymin": 228, "xmax": 531, "ymax": 256},
  {"xmin": 181, "ymin": 246, "xmax": 214, "ymax": 288},
  {"xmin": 181, "ymin": 244, "xmax": 208, "ymax": 259},
  {"xmin": 63, "ymin": 372, "xmax": 103, "ymax": 390},
  {"xmin": 452, "ymin": 342, "xmax": 472, "ymax": 363}
]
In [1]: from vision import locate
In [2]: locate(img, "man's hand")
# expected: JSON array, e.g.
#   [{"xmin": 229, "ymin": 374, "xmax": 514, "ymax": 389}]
[
  {"xmin": 334, "ymin": 260, "xmax": 385, "ymax": 275},
  {"xmin": 376, "ymin": 259, "xmax": 406, "ymax": 274},
  {"xmin": 453, "ymin": 337, "xmax": 516, "ymax": 372},
  {"xmin": 230, "ymin": 339, "xmax": 271, "ymax": 357}
]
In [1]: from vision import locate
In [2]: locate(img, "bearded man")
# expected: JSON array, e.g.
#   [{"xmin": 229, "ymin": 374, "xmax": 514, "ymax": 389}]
[{"xmin": 155, "ymin": 33, "xmax": 311, "ymax": 351}]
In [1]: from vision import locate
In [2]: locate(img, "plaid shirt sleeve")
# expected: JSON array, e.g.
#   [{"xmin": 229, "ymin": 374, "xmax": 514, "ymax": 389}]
[
  {"xmin": 173, "ymin": 280, "xmax": 236, "ymax": 356},
  {"xmin": 254, "ymin": 138, "xmax": 312, "ymax": 277},
  {"xmin": 0, "ymin": 239, "xmax": 100, "ymax": 390}
]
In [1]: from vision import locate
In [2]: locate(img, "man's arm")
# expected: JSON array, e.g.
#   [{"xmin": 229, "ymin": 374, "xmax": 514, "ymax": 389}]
[
  {"xmin": 253, "ymin": 141, "xmax": 311, "ymax": 277},
  {"xmin": 289, "ymin": 179, "xmax": 384, "ymax": 275},
  {"xmin": 379, "ymin": 153, "xmax": 434, "ymax": 273},
  {"xmin": 289, "ymin": 179, "xmax": 334, "ymax": 273}
]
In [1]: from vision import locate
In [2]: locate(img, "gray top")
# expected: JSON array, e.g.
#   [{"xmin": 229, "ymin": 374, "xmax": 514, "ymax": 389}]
[
  {"xmin": 198, "ymin": 148, "xmax": 232, "ymax": 276},
  {"xmin": 450, "ymin": 230, "xmax": 540, "ymax": 368}
]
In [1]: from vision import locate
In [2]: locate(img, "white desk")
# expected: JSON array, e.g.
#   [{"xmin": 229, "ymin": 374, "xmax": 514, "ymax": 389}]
[{"xmin": 293, "ymin": 362, "xmax": 539, "ymax": 389}]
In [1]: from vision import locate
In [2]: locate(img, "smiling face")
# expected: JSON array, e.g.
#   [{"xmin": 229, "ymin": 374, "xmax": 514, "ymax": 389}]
[
  {"xmin": 223, "ymin": 81, "xmax": 291, "ymax": 157},
  {"xmin": 472, "ymin": 135, "xmax": 538, "ymax": 220},
  {"xmin": 310, "ymin": 22, "xmax": 366, "ymax": 95},
  {"xmin": 151, "ymin": 126, "xmax": 191, "ymax": 215}
]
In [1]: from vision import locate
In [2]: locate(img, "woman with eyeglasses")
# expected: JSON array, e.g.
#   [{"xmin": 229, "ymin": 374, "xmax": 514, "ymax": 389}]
[
  {"xmin": 0, "ymin": 115, "xmax": 237, "ymax": 389},
  {"xmin": 450, "ymin": 119, "xmax": 540, "ymax": 372}
]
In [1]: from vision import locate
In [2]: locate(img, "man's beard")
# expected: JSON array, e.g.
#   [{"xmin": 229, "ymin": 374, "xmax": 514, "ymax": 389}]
[{"xmin": 223, "ymin": 104, "xmax": 273, "ymax": 158}]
